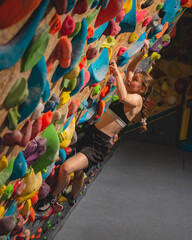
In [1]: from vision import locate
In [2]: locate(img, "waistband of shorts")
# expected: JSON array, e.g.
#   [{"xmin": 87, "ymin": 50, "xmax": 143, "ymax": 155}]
[{"xmin": 92, "ymin": 125, "xmax": 111, "ymax": 141}]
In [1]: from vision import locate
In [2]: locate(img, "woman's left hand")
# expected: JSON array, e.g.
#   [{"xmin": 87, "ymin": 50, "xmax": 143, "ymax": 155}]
[{"xmin": 109, "ymin": 59, "xmax": 119, "ymax": 76}]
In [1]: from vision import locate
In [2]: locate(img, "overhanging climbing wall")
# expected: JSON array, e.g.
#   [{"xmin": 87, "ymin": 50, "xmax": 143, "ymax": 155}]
[{"xmin": 0, "ymin": 0, "xmax": 191, "ymax": 239}]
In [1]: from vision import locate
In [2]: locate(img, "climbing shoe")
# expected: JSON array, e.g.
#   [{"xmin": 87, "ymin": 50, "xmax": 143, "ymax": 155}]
[
  {"xmin": 62, "ymin": 190, "xmax": 76, "ymax": 206},
  {"xmin": 35, "ymin": 193, "xmax": 56, "ymax": 212}
]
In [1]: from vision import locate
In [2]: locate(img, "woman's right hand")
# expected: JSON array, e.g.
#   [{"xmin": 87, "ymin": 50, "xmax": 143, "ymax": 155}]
[
  {"xmin": 109, "ymin": 59, "xmax": 119, "ymax": 76},
  {"xmin": 141, "ymin": 40, "xmax": 149, "ymax": 55}
]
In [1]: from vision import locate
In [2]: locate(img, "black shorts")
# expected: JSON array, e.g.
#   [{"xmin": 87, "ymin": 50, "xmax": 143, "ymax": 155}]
[{"xmin": 76, "ymin": 125, "xmax": 111, "ymax": 172}]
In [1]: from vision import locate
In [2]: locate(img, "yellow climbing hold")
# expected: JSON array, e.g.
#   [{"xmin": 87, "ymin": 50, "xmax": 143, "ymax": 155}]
[
  {"xmin": 108, "ymin": 47, "xmax": 112, "ymax": 60},
  {"xmin": 0, "ymin": 156, "xmax": 8, "ymax": 171},
  {"xmin": 21, "ymin": 199, "xmax": 31, "ymax": 216},
  {"xmin": 64, "ymin": 64, "xmax": 80, "ymax": 80},
  {"xmin": 123, "ymin": 0, "xmax": 132, "ymax": 14},
  {"xmin": 142, "ymin": 53, "xmax": 148, "ymax": 61},
  {"xmin": 57, "ymin": 91, "xmax": 71, "ymax": 110},
  {"xmin": 0, "ymin": 185, "xmax": 6, "ymax": 195},
  {"xmin": 150, "ymin": 52, "xmax": 161, "ymax": 61},
  {"xmin": 148, "ymin": 66, "xmax": 153, "ymax": 74},
  {"xmin": 0, "ymin": 206, "xmax": 5, "ymax": 218},
  {"xmin": 128, "ymin": 32, "xmax": 138, "ymax": 44},
  {"xmin": 161, "ymin": 82, "xmax": 169, "ymax": 91},
  {"xmin": 101, "ymin": 36, "xmax": 116, "ymax": 48},
  {"xmin": 60, "ymin": 117, "xmax": 76, "ymax": 149},
  {"xmin": 70, "ymin": 172, "xmax": 74, "ymax": 180},
  {"xmin": 58, "ymin": 196, "xmax": 67, "ymax": 203}
]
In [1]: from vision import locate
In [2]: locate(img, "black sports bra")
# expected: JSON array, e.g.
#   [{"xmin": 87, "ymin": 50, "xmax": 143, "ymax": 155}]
[{"xmin": 108, "ymin": 100, "xmax": 130, "ymax": 125}]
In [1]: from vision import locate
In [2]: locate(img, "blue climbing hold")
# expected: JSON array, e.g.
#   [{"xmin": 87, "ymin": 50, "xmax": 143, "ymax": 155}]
[{"xmin": 10, "ymin": 151, "xmax": 27, "ymax": 181}]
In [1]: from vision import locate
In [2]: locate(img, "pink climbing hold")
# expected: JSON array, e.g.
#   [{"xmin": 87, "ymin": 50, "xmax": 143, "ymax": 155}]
[
  {"xmin": 117, "ymin": 46, "xmax": 127, "ymax": 56},
  {"xmin": 60, "ymin": 15, "xmax": 75, "ymax": 36},
  {"xmin": 19, "ymin": 119, "xmax": 32, "ymax": 147},
  {"xmin": 30, "ymin": 117, "xmax": 42, "ymax": 140},
  {"xmin": 115, "ymin": 9, "xmax": 125, "ymax": 23},
  {"xmin": 103, "ymin": 19, "xmax": 121, "ymax": 36},
  {"xmin": 67, "ymin": 99, "xmax": 79, "ymax": 118},
  {"xmin": 74, "ymin": 0, "xmax": 88, "ymax": 14},
  {"xmin": 136, "ymin": 10, "xmax": 147, "ymax": 23},
  {"xmin": 81, "ymin": 71, "xmax": 90, "ymax": 89},
  {"xmin": 95, "ymin": 0, "xmax": 124, "ymax": 28},
  {"xmin": 180, "ymin": 0, "xmax": 188, "ymax": 4},
  {"xmin": 142, "ymin": 16, "xmax": 153, "ymax": 27}
]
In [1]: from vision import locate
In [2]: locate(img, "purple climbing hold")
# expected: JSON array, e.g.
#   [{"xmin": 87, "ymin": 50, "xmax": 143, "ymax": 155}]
[{"xmin": 38, "ymin": 181, "xmax": 50, "ymax": 200}]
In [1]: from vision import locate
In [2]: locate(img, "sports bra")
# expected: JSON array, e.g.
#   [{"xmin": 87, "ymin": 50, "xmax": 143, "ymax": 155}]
[{"xmin": 106, "ymin": 100, "xmax": 130, "ymax": 128}]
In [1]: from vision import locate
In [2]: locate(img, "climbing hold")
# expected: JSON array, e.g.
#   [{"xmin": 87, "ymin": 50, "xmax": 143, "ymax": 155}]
[
  {"xmin": 0, "ymin": 185, "xmax": 6, "ymax": 195},
  {"xmin": 19, "ymin": 119, "xmax": 32, "ymax": 147},
  {"xmin": 128, "ymin": 32, "xmax": 138, "ymax": 44},
  {"xmin": 21, "ymin": 199, "xmax": 31, "ymax": 216},
  {"xmin": 115, "ymin": 9, "xmax": 125, "ymax": 23},
  {"xmin": 0, "ymin": 207, "xmax": 5, "ymax": 217},
  {"xmin": 0, "ymin": 0, "xmax": 49, "ymax": 71},
  {"xmin": 38, "ymin": 181, "xmax": 50, "ymax": 200},
  {"xmin": 91, "ymin": 0, "xmax": 99, "ymax": 8},
  {"xmin": 68, "ymin": 22, "xmax": 81, "ymax": 38},
  {"xmin": 136, "ymin": 10, "xmax": 147, "ymax": 23},
  {"xmin": 93, "ymin": 84, "xmax": 101, "ymax": 96},
  {"xmin": 4, "ymin": 78, "xmax": 28, "ymax": 110},
  {"xmin": 100, "ymin": 86, "xmax": 111, "ymax": 99},
  {"xmin": 79, "ymin": 56, "xmax": 87, "ymax": 71},
  {"xmin": 101, "ymin": 36, "xmax": 116, "ymax": 48},
  {"xmin": 108, "ymin": 48, "xmax": 112, "ymax": 60},
  {"xmin": 54, "ymin": 0, "xmax": 68, "ymax": 15},
  {"xmin": 161, "ymin": 0, "xmax": 180, "ymax": 24},
  {"xmin": 0, "ymin": 216, "xmax": 16, "ymax": 236},
  {"xmin": 70, "ymin": 69, "xmax": 84, "ymax": 97},
  {"xmin": 52, "ymin": 18, "xmax": 87, "ymax": 83},
  {"xmin": 148, "ymin": 66, "xmax": 153, "ymax": 73},
  {"xmin": 74, "ymin": 0, "xmax": 88, "ymax": 14},
  {"xmin": 0, "ymin": 184, "xmax": 13, "ymax": 201},
  {"xmin": 44, "ymin": 101, "xmax": 55, "ymax": 113},
  {"xmin": 49, "ymin": 13, "xmax": 61, "ymax": 35},
  {"xmin": 150, "ymin": 52, "xmax": 161, "ymax": 61},
  {"xmin": 57, "ymin": 92, "xmax": 71, "ymax": 109},
  {"xmin": 0, "ymin": 156, "xmax": 8, "ymax": 171},
  {"xmin": 156, "ymin": 3, "xmax": 164, "ymax": 10},
  {"xmin": 56, "ymin": 36, "xmax": 72, "ymax": 69},
  {"xmin": 167, "ymin": 96, "xmax": 177, "ymax": 106},
  {"xmin": 68, "ymin": 99, "xmax": 79, "ymax": 118},
  {"xmin": 60, "ymin": 15, "xmax": 75, "ymax": 36},
  {"xmin": 142, "ymin": 17, "xmax": 153, "ymax": 27},
  {"xmin": 117, "ymin": 46, "xmax": 128, "ymax": 56},
  {"xmin": 29, "ymin": 207, "xmax": 35, "ymax": 222},
  {"xmin": 64, "ymin": 64, "xmax": 80, "ymax": 80},
  {"xmin": 95, "ymin": 0, "xmax": 124, "ymax": 28},
  {"xmin": 103, "ymin": 19, "xmax": 121, "ymax": 36},
  {"xmin": 41, "ymin": 111, "xmax": 52, "ymax": 132},
  {"xmin": 87, "ymin": 26, "xmax": 94, "ymax": 40},
  {"xmin": 141, "ymin": 0, "xmax": 154, "ymax": 9},
  {"xmin": 148, "ymin": 13, "xmax": 159, "ymax": 28},
  {"xmin": 86, "ymin": 46, "xmax": 98, "ymax": 60},
  {"xmin": 31, "ymin": 103, "xmax": 44, "ymax": 120},
  {"xmin": 10, "ymin": 151, "xmax": 27, "ymax": 181},
  {"xmin": 21, "ymin": 24, "xmax": 50, "ymax": 72},
  {"xmin": 30, "ymin": 117, "xmax": 42, "ymax": 140},
  {"xmin": 155, "ymin": 22, "xmax": 168, "ymax": 39},
  {"xmin": 162, "ymin": 34, "xmax": 171, "ymax": 43},
  {"xmin": 62, "ymin": 78, "xmax": 77, "ymax": 92},
  {"xmin": 87, "ymin": 22, "xmax": 108, "ymax": 44},
  {"xmin": 119, "ymin": 0, "xmax": 136, "ymax": 33},
  {"xmin": 148, "ymin": 24, "xmax": 163, "ymax": 39},
  {"xmin": 2, "ymin": 131, "xmax": 22, "ymax": 147},
  {"xmin": 158, "ymin": 8, "xmax": 166, "ymax": 18},
  {"xmin": 19, "ymin": 56, "xmax": 47, "ymax": 123},
  {"xmin": 88, "ymin": 49, "xmax": 109, "ymax": 86},
  {"xmin": 7, "ymin": 107, "xmax": 21, "ymax": 131},
  {"xmin": 161, "ymin": 81, "xmax": 169, "ymax": 92},
  {"xmin": 66, "ymin": 0, "xmax": 76, "ymax": 13},
  {"xmin": 78, "ymin": 99, "xmax": 97, "ymax": 124}
]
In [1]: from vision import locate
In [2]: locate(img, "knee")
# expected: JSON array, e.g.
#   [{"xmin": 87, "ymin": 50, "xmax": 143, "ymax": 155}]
[{"xmin": 60, "ymin": 162, "xmax": 73, "ymax": 176}]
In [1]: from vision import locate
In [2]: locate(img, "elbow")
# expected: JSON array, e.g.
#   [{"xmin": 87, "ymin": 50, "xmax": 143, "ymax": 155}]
[{"xmin": 119, "ymin": 96, "xmax": 127, "ymax": 103}]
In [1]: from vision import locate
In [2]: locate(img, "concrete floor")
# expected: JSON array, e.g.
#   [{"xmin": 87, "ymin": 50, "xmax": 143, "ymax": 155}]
[{"xmin": 55, "ymin": 139, "xmax": 192, "ymax": 240}]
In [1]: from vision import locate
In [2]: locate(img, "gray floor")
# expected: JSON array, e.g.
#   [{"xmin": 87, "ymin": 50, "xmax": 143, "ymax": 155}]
[{"xmin": 55, "ymin": 139, "xmax": 192, "ymax": 240}]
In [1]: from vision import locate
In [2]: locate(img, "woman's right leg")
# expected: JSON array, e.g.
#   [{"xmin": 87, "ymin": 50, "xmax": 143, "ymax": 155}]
[{"xmin": 51, "ymin": 152, "xmax": 89, "ymax": 198}]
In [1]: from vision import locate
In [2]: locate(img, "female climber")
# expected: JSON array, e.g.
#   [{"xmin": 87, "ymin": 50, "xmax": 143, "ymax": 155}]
[{"xmin": 36, "ymin": 40, "xmax": 153, "ymax": 211}]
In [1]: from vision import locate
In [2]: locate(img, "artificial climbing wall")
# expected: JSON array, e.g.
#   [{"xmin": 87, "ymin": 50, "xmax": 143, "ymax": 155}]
[{"xmin": 0, "ymin": 0, "xmax": 191, "ymax": 239}]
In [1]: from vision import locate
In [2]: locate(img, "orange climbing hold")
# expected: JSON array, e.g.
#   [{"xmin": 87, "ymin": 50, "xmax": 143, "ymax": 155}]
[
  {"xmin": 56, "ymin": 36, "xmax": 72, "ymax": 68},
  {"xmin": 100, "ymin": 85, "xmax": 111, "ymax": 99},
  {"xmin": 155, "ymin": 22, "xmax": 168, "ymax": 39},
  {"xmin": 29, "ymin": 207, "xmax": 35, "ymax": 222},
  {"xmin": 87, "ymin": 26, "xmax": 94, "ymax": 40},
  {"xmin": 0, "ymin": 0, "xmax": 41, "ymax": 29},
  {"xmin": 170, "ymin": 25, "xmax": 177, "ymax": 38},
  {"xmin": 79, "ymin": 56, "xmax": 87, "ymax": 70},
  {"xmin": 49, "ymin": 13, "xmax": 61, "ymax": 34}
]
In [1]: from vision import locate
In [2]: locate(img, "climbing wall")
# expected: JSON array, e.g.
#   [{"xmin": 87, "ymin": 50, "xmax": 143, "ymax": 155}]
[{"xmin": 0, "ymin": 0, "xmax": 191, "ymax": 239}]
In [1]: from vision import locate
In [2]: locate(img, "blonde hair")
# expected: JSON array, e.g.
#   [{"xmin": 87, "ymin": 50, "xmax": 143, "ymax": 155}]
[{"xmin": 139, "ymin": 71, "xmax": 153, "ymax": 133}]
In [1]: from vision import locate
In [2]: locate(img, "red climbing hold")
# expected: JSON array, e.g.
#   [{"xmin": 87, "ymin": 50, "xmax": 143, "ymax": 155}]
[
  {"xmin": 79, "ymin": 56, "xmax": 87, "ymax": 70},
  {"xmin": 100, "ymin": 85, "xmax": 111, "ymax": 99},
  {"xmin": 41, "ymin": 111, "xmax": 52, "ymax": 132},
  {"xmin": 142, "ymin": 16, "xmax": 153, "ymax": 27},
  {"xmin": 103, "ymin": 19, "xmax": 121, "ymax": 36},
  {"xmin": 117, "ymin": 46, "xmax": 127, "ymax": 56},
  {"xmin": 74, "ymin": 0, "xmax": 88, "ymax": 14},
  {"xmin": 67, "ymin": 99, "xmax": 79, "ymax": 118},
  {"xmin": 56, "ymin": 36, "xmax": 72, "ymax": 68},
  {"xmin": 115, "ymin": 9, "xmax": 125, "ymax": 23},
  {"xmin": 54, "ymin": 0, "xmax": 68, "ymax": 15},
  {"xmin": 60, "ymin": 15, "xmax": 75, "ymax": 36},
  {"xmin": 86, "ymin": 46, "xmax": 98, "ymax": 60},
  {"xmin": 19, "ymin": 119, "xmax": 32, "ymax": 147},
  {"xmin": 81, "ymin": 71, "xmax": 90, "ymax": 89},
  {"xmin": 30, "ymin": 117, "xmax": 42, "ymax": 140},
  {"xmin": 95, "ymin": 0, "xmax": 124, "ymax": 28}
]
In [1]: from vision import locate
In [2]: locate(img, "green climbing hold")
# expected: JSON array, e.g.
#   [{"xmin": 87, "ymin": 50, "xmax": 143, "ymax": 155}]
[
  {"xmin": 43, "ymin": 237, "xmax": 47, "ymax": 239},
  {"xmin": 62, "ymin": 78, "xmax": 77, "ymax": 92},
  {"xmin": 105, "ymin": 96, "xmax": 112, "ymax": 103},
  {"xmin": 112, "ymin": 95, "xmax": 119, "ymax": 102},
  {"xmin": 7, "ymin": 106, "xmax": 21, "ymax": 131},
  {"xmin": 21, "ymin": 24, "xmax": 50, "ymax": 72},
  {"xmin": 52, "ymin": 227, "xmax": 55, "ymax": 230},
  {"xmin": 0, "ymin": 157, "xmax": 15, "ymax": 187},
  {"xmin": 93, "ymin": 84, "xmax": 101, "ymax": 96},
  {"xmin": 86, "ymin": 9, "xmax": 99, "ymax": 26},
  {"xmin": 4, "ymin": 78, "xmax": 28, "ymax": 110},
  {"xmin": 68, "ymin": 22, "xmax": 81, "ymax": 38},
  {"xmin": 57, "ymin": 212, "xmax": 61, "ymax": 216},
  {"xmin": 47, "ymin": 220, "xmax": 50, "ymax": 224},
  {"xmin": 162, "ymin": 34, "xmax": 171, "ymax": 43},
  {"xmin": 48, "ymin": 224, "xmax": 51, "ymax": 228},
  {"xmin": 87, "ymin": 0, "xmax": 94, "ymax": 5},
  {"xmin": 156, "ymin": 3, "xmax": 164, "ymax": 10}
]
